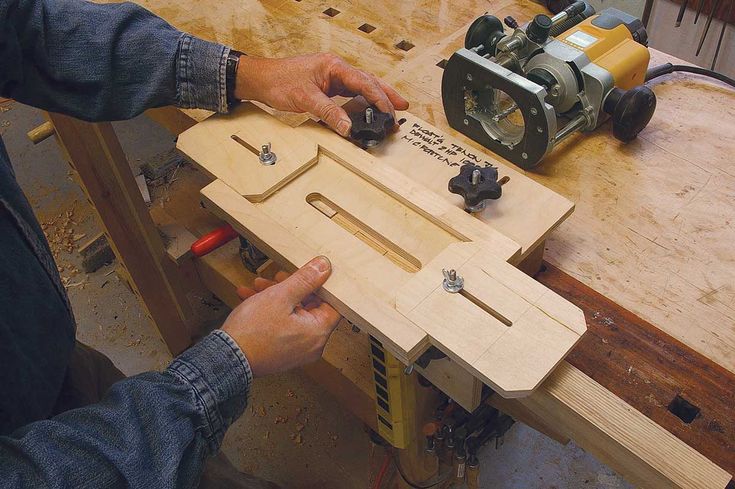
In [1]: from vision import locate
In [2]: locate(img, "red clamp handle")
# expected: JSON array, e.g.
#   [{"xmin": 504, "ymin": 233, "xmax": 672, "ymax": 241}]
[{"xmin": 190, "ymin": 224, "xmax": 238, "ymax": 257}]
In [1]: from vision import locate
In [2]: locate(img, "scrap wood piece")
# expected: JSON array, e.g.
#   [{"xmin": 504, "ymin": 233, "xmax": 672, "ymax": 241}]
[{"xmin": 78, "ymin": 231, "xmax": 115, "ymax": 273}]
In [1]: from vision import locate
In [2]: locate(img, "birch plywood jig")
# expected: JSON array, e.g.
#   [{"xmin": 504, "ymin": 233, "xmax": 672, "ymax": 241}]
[{"xmin": 178, "ymin": 103, "xmax": 585, "ymax": 399}]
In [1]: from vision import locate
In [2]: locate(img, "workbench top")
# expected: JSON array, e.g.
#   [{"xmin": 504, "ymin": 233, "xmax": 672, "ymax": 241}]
[{"xmin": 122, "ymin": 0, "xmax": 735, "ymax": 374}]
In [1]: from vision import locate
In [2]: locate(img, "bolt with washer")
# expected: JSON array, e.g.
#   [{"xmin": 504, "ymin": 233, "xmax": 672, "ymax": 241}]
[
  {"xmin": 259, "ymin": 142, "xmax": 277, "ymax": 165},
  {"xmin": 442, "ymin": 268, "xmax": 464, "ymax": 293}
]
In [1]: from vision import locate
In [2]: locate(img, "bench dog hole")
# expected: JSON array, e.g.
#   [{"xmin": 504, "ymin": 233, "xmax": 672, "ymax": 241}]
[
  {"xmin": 667, "ymin": 394, "xmax": 700, "ymax": 424},
  {"xmin": 395, "ymin": 40, "xmax": 414, "ymax": 51}
]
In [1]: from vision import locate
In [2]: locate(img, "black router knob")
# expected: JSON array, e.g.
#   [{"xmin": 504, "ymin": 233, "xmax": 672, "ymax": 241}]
[
  {"xmin": 504, "ymin": 16, "xmax": 519, "ymax": 29},
  {"xmin": 465, "ymin": 15, "xmax": 505, "ymax": 56},
  {"xmin": 348, "ymin": 106, "xmax": 395, "ymax": 148},
  {"xmin": 526, "ymin": 14, "xmax": 553, "ymax": 43},
  {"xmin": 603, "ymin": 86, "xmax": 657, "ymax": 142},
  {"xmin": 448, "ymin": 164, "xmax": 503, "ymax": 211}
]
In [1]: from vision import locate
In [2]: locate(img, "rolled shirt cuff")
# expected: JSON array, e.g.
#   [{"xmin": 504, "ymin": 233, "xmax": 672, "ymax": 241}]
[
  {"xmin": 175, "ymin": 33, "xmax": 230, "ymax": 113},
  {"xmin": 166, "ymin": 329, "xmax": 252, "ymax": 452}
]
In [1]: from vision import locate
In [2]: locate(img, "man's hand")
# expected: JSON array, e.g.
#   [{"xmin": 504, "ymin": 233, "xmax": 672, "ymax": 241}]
[
  {"xmin": 221, "ymin": 256, "xmax": 341, "ymax": 377},
  {"xmin": 234, "ymin": 53, "xmax": 409, "ymax": 137}
]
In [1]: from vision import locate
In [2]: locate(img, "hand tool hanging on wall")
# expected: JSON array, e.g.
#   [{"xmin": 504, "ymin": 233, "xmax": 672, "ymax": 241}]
[
  {"xmin": 694, "ymin": 0, "xmax": 706, "ymax": 23},
  {"xmin": 696, "ymin": 0, "xmax": 723, "ymax": 55},
  {"xmin": 676, "ymin": 0, "xmax": 689, "ymax": 26},
  {"xmin": 711, "ymin": 0, "xmax": 733, "ymax": 69}
]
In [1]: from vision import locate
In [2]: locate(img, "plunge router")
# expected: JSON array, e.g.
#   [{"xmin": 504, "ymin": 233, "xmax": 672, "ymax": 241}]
[{"xmin": 442, "ymin": 2, "xmax": 656, "ymax": 169}]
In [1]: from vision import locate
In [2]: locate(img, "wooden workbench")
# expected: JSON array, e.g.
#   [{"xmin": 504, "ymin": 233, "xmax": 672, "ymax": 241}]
[
  {"xmin": 136, "ymin": 0, "xmax": 735, "ymax": 373},
  {"xmin": 44, "ymin": 0, "xmax": 735, "ymax": 487}
]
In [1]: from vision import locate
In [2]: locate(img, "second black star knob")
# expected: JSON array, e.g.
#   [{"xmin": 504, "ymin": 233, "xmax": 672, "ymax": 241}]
[{"xmin": 448, "ymin": 163, "xmax": 504, "ymax": 213}]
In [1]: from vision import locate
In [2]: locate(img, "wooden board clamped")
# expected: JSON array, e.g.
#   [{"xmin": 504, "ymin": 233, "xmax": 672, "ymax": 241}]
[{"xmin": 178, "ymin": 102, "xmax": 585, "ymax": 399}]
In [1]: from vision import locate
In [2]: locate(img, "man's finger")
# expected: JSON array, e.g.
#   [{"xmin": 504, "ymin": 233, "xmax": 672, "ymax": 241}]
[
  {"xmin": 236, "ymin": 285, "xmax": 257, "ymax": 301},
  {"xmin": 306, "ymin": 302, "xmax": 342, "ymax": 331},
  {"xmin": 302, "ymin": 294, "xmax": 323, "ymax": 310},
  {"xmin": 274, "ymin": 271, "xmax": 290, "ymax": 283},
  {"xmin": 276, "ymin": 256, "xmax": 332, "ymax": 306},
  {"xmin": 336, "ymin": 65, "xmax": 395, "ymax": 117},
  {"xmin": 253, "ymin": 277, "xmax": 277, "ymax": 292},
  {"xmin": 304, "ymin": 90, "xmax": 352, "ymax": 137},
  {"xmin": 377, "ymin": 79, "xmax": 409, "ymax": 111}
]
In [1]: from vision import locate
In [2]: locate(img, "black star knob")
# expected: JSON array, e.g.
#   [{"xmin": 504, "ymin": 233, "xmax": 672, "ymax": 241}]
[
  {"xmin": 448, "ymin": 163, "xmax": 503, "ymax": 212},
  {"xmin": 348, "ymin": 106, "xmax": 395, "ymax": 149}
]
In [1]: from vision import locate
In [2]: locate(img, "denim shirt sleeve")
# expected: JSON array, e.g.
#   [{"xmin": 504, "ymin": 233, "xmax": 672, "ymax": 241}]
[
  {"xmin": 0, "ymin": 330, "xmax": 253, "ymax": 489},
  {"xmin": 0, "ymin": 0, "xmax": 230, "ymax": 121}
]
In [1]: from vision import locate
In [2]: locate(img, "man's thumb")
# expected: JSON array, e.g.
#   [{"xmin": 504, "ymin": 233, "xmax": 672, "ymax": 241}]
[{"xmin": 280, "ymin": 256, "xmax": 332, "ymax": 305}]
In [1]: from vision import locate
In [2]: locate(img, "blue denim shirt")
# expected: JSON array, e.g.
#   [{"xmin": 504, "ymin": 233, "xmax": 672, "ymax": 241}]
[{"xmin": 0, "ymin": 0, "xmax": 254, "ymax": 487}]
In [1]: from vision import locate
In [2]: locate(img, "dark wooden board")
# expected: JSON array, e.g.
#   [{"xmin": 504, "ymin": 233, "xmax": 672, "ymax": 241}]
[{"xmin": 537, "ymin": 262, "xmax": 735, "ymax": 480}]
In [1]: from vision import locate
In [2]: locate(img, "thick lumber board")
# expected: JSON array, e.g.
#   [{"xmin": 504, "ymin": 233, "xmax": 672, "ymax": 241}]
[
  {"xmin": 520, "ymin": 363, "xmax": 731, "ymax": 489},
  {"xmin": 538, "ymin": 262, "xmax": 735, "ymax": 480}
]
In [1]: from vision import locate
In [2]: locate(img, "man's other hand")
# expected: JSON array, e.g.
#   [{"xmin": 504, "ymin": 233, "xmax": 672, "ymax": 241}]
[
  {"xmin": 234, "ymin": 53, "xmax": 409, "ymax": 137},
  {"xmin": 221, "ymin": 256, "xmax": 341, "ymax": 377}
]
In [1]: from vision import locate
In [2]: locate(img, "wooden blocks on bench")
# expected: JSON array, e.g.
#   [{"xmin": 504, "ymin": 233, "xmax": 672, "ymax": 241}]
[{"xmin": 178, "ymin": 103, "xmax": 585, "ymax": 403}]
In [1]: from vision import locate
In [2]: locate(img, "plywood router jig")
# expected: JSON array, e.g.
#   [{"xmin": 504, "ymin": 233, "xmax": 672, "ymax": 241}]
[{"xmin": 178, "ymin": 103, "xmax": 586, "ymax": 402}]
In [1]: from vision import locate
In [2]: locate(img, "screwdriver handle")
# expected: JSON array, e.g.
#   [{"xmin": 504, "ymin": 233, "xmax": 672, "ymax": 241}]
[{"xmin": 190, "ymin": 224, "xmax": 238, "ymax": 257}]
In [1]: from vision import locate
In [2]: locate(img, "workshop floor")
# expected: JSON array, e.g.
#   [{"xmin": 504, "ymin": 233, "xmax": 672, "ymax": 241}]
[{"xmin": 2, "ymin": 100, "xmax": 631, "ymax": 489}]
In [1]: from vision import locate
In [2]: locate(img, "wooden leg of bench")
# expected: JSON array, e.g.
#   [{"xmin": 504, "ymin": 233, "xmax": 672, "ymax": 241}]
[{"xmin": 48, "ymin": 112, "xmax": 197, "ymax": 355}]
